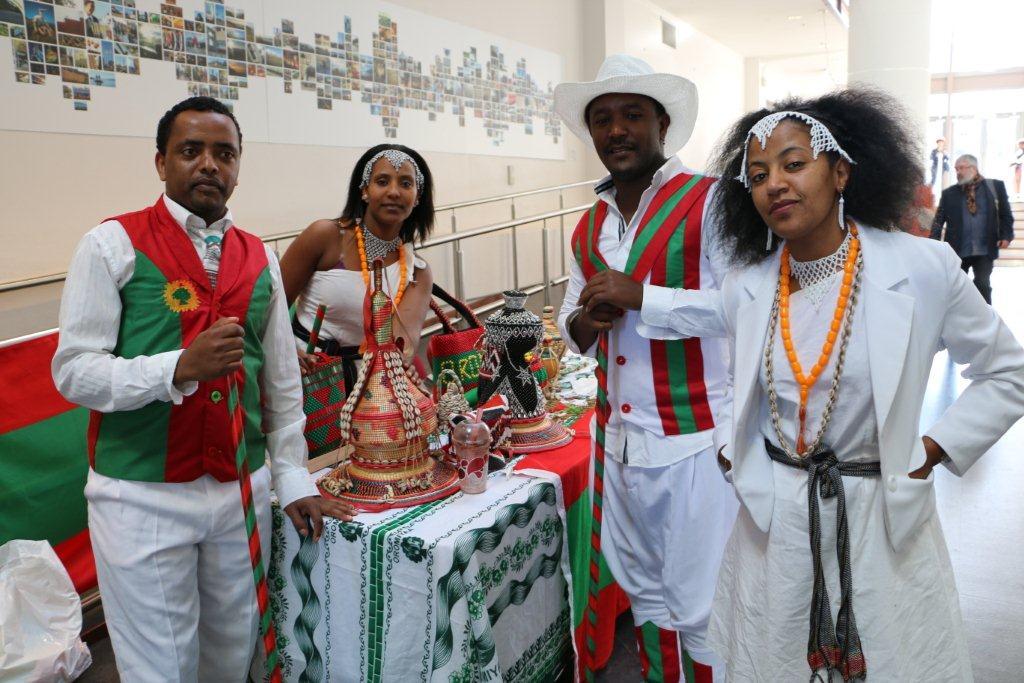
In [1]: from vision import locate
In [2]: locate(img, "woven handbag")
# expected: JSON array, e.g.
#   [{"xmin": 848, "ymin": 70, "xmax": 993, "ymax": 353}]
[
  {"xmin": 427, "ymin": 283, "xmax": 484, "ymax": 406},
  {"xmin": 302, "ymin": 352, "xmax": 347, "ymax": 458}
]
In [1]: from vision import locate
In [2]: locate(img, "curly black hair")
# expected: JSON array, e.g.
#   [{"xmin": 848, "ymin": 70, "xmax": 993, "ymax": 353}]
[
  {"xmin": 710, "ymin": 88, "xmax": 923, "ymax": 265},
  {"xmin": 341, "ymin": 144, "xmax": 435, "ymax": 244},
  {"xmin": 156, "ymin": 96, "xmax": 241, "ymax": 156}
]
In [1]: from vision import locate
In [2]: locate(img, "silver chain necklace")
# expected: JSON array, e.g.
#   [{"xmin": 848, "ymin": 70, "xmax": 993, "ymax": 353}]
[
  {"xmin": 360, "ymin": 223, "xmax": 402, "ymax": 263},
  {"xmin": 788, "ymin": 230, "xmax": 851, "ymax": 309},
  {"xmin": 764, "ymin": 249, "xmax": 863, "ymax": 459}
]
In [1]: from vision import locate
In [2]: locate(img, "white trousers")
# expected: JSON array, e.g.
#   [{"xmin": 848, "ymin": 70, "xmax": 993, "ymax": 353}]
[
  {"xmin": 85, "ymin": 466, "xmax": 272, "ymax": 683},
  {"xmin": 602, "ymin": 446, "xmax": 738, "ymax": 667}
]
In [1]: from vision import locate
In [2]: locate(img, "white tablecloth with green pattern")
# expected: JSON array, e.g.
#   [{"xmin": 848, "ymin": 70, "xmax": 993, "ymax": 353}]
[{"xmin": 264, "ymin": 471, "xmax": 575, "ymax": 682}]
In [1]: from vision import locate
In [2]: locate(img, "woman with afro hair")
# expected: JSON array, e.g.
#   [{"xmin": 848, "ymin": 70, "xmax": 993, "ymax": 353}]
[{"xmin": 704, "ymin": 89, "xmax": 1024, "ymax": 681}]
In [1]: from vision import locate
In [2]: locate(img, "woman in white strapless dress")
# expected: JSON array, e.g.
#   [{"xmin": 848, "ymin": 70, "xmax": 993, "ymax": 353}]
[{"xmin": 280, "ymin": 144, "xmax": 436, "ymax": 385}]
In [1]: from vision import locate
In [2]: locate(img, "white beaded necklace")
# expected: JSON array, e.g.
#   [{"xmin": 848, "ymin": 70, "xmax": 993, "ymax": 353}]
[{"xmin": 788, "ymin": 229, "xmax": 851, "ymax": 309}]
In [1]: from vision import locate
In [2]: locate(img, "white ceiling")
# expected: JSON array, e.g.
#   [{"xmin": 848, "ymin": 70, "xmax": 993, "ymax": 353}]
[{"xmin": 657, "ymin": 0, "xmax": 848, "ymax": 58}]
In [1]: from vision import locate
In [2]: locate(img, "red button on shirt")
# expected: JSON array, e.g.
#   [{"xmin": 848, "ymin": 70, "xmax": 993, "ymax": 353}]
[
  {"xmin": 621, "ymin": 403, "xmax": 632, "ymax": 414},
  {"xmin": 616, "ymin": 355, "xmax": 626, "ymax": 365}
]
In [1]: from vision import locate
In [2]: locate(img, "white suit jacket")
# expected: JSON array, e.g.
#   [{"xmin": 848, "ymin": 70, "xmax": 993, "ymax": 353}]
[{"xmin": 713, "ymin": 226, "xmax": 1024, "ymax": 552}]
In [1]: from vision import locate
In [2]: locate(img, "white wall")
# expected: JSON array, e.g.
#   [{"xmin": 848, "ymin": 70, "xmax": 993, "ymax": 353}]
[
  {"xmin": 0, "ymin": 0, "xmax": 748, "ymax": 338},
  {"xmin": 0, "ymin": 0, "xmax": 594, "ymax": 287},
  {"xmin": 611, "ymin": 0, "xmax": 745, "ymax": 171}
]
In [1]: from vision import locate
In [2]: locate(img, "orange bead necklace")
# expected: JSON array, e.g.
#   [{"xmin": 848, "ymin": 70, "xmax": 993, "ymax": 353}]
[
  {"xmin": 355, "ymin": 223, "xmax": 408, "ymax": 307},
  {"xmin": 778, "ymin": 224, "xmax": 860, "ymax": 454}
]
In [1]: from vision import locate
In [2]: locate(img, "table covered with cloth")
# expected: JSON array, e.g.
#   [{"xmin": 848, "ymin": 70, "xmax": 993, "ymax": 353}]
[{"xmin": 263, "ymin": 355, "xmax": 629, "ymax": 682}]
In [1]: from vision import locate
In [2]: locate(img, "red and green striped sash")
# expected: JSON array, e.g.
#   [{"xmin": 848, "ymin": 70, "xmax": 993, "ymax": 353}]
[
  {"xmin": 227, "ymin": 373, "xmax": 282, "ymax": 683},
  {"xmin": 570, "ymin": 171, "xmax": 714, "ymax": 679}
]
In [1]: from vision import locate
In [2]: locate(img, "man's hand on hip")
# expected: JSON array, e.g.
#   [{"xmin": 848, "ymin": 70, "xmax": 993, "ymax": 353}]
[
  {"xmin": 174, "ymin": 316, "xmax": 245, "ymax": 384},
  {"xmin": 998, "ymin": 240, "xmax": 1011, "ymax": 249},
  {"xmin": 578, "ymin": 270, "xmax": 643, "ymax": 313}
]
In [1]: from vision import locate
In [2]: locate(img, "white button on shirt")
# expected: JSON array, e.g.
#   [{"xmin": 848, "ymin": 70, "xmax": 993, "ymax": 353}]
[
  {"xmin": 51, "ymin": 194, "xmax": 317, "ymax": 508},
  {"xmin": 557, "ymin": 157, "xmax": 731, "ymax": 467}
]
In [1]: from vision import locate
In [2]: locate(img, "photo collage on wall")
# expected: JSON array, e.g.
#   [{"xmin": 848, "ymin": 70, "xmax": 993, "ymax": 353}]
[{"xmin": 0, "ymin": 0, "xmax": 561, "ymax": 146}]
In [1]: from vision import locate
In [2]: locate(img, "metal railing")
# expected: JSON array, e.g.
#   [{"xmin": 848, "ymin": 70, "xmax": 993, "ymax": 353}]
[
  {"xmin": 0, "ymin": 179, "xmax": 597, "ymax": 346},
  {"xmin": 0, "ymin": 179, "xmax": 597, "ymax": 295}
]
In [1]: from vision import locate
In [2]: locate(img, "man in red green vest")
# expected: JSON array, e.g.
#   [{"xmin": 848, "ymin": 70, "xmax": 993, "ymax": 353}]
[
  {"xmin": 554, "ymin": 56, "xmax": 737, "ymax": 682},
  {"xmin": 52, "ymin": 97, "xmax": 339, "ymax": 681}
]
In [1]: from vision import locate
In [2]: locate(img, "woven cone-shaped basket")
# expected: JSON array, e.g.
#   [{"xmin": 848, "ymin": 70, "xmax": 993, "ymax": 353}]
[{"xmin": 318, "ymin": 262, "xmax": 458, "ymax": 511}]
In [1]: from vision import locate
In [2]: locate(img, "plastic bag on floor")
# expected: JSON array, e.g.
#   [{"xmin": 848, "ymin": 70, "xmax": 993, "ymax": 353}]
[{"xmin": 0, "ymin": 540, "xmax": 92, "ymax": 682}]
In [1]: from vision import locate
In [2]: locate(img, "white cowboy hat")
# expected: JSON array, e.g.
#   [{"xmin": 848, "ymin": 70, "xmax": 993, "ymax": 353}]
[{"xmin": 554, "ymin": 54, "xmax": 698, "ymax": 157}]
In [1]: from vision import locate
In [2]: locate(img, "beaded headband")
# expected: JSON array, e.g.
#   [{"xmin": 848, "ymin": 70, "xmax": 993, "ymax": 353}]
[
  {"xmin": 360, "ymin": 149, "xmax": 425, "ymax": 197},
  {"xmin": 735, "ymin": 111, "xmax": 855, "ymax": 189}
]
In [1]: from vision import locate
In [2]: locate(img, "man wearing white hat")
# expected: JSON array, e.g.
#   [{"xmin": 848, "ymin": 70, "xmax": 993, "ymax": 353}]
[{"xmin": 555, "ymin": 55, "xmax": 736, "ymax": 682}]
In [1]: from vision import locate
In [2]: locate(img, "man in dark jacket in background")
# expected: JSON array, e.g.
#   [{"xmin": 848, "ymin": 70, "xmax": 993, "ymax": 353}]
[{"xmin": 931, "ymin": 153, "xmax": 1014, "ymax": 304}]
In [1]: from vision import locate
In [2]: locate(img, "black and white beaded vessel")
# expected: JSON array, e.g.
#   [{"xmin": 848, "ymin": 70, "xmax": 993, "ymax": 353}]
[{"xmin": 477, "ymin": 290, "xmax": 572, "ymax": 453}]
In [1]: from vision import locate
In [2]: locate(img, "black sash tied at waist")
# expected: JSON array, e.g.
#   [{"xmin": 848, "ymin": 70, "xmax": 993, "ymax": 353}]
[
  {"xmin": 764, "ymin": 439, "xmax": 880, "ymax": 682},
  {"xmin": 292, "ymin": 318, "xmax": 362, "ymax": 395}
]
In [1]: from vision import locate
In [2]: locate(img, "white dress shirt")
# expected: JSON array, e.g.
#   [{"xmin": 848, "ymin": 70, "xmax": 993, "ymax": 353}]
[
  {"xmin": 52, "ymin": 194, "xmax": 317, "ymax": 509},
  {"xmin": 557, "ymin": 157, "xmax": 731, "ymax": 467}
]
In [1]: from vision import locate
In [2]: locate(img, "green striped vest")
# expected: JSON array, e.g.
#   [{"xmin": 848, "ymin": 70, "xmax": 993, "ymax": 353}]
[{"xmin": 87, "ymin": 197, "xmax": 273, "ymax": 483}]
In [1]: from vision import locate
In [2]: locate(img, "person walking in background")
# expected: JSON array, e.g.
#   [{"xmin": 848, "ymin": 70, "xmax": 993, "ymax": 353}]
[
  {"xmin": 1011, "ymin": 138, "xmax": 1024, "ymax": 197},
  {"xmin": 929, "ymin": 137, "xmax": 949, "ymax": 189},
  {"xmin": 930, "ymin": 153, "xmax": 1014, "ymax": 304}
]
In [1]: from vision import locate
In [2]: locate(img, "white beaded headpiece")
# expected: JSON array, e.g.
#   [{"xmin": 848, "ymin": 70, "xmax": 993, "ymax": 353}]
[
  {"xmin": 360, "ymin": 149, "xmax": 425, "ymax": 197},
  {"xmin": 735, "ymin": 111, "xmax": 855, "ymax": 189}
]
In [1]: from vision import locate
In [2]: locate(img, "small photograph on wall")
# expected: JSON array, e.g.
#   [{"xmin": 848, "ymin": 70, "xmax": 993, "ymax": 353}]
[
  {"xmin": 207, "ymin": 26, "xmax": 225, "ymax": 55},
  {"xmin": 100, "ymin": 39, "xmax": 112, "ymax": 70},
  {"xmin": 283, "ymin": 79, "xmax": 291, "ymax": 93},
  {"xmin": 185, "ymin": 30, "xmax": 205, "ymax": 55},
  {"xmin": 62, "ymin": 83, "xmax": 71, "ymax": 97},
  {"xmin": 111, "ymin": 17, "xmax": 135, "ymax": 44},
  {"xmin": 139, "ymin": 22, "xmax": 160, "ymax": 59},
  {"xmin": 317, "ymin": 97, "xmax": 330, "ymax": 110},
  {"xmin": 87, "ymin": 69, "xmax": 114, "ymax": 86},
  {"xmin": 43, "ymin": 42, "xmax": 57, "ymax": 63},
  {"xmin": 46, "ymin": 63, "xmax": 59, "ymax": 75},
  {"xmin": 1, "ymin": 24, "xmax": 11, "ymax": 37},
  {"xmin": 244, "ymin": 41, "xmax": 261, "ymax": 63},
  {"xmin": 15, "ymin": 71, "xmax": 31, "ymax": 83},
  {"xmin": 73, "ymin": 84, "xmax": 90, "ymax": 99},
  {"xmin": 265, "ymin": 46, "xmax": 282, "ymax": 68},
  {"xmin": 55, "ymin": 5, "xmax": 83, "ymax": 35},
  {"xmin": 12, "ymin": 38, "xmax": 29, "ymax": 70},
  {"xmin": 25, "ymin": 1, "xmax": 56, "ymax": 44},
  {"xmin": 74, "ymin": 100, "xmax": 87, "ymax": 110},
  {"xmin": 226, "ymin": 37, "xmax": 244, "ymax": 61},
  {"xmin": 0, "ymin": 0, "xmax": 24, "ymax": 26},
  {"xmin": 84, "ymin": 1, "xmax": 112, "ymax": 40},
  {"xmin": 31, "ymin": 72, "xmax": 45, "ymax": 83}
]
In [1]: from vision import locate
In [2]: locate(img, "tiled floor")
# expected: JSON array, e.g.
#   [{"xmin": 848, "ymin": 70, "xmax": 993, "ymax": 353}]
[{"xmin": 78, "ymin": 268, "xmax": 1024, "ymax": 682}]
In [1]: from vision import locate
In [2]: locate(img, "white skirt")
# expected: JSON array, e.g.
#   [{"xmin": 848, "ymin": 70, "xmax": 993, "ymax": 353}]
[{"xmin": 707, "ymin": 461, "xmax": 973, "ymax": 682}]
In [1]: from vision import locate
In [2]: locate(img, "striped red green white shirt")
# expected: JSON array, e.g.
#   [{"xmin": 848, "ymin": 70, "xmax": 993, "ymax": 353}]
[{"xmin": 558, "ymin": 158, "xmax": 730, "ymax": 466}]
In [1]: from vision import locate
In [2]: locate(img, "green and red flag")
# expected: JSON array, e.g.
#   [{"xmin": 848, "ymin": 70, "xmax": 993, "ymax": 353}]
[{"xmin": 0, "ymin": 330, "xmax": 95, "ymax": 593}]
